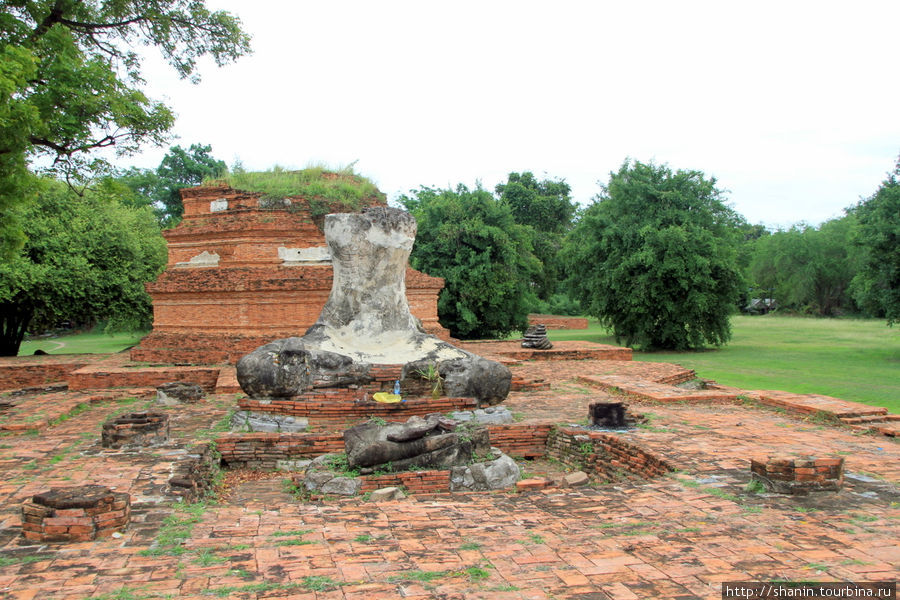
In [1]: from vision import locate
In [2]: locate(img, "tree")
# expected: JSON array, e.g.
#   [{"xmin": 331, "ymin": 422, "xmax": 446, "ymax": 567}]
[
  {"xmin": 495, "ymin": 172, "xmax": 577, "ymax": 302},
  {"xmin": 495, "ymin": 172, "xmax": 576, "ymax": 234},
  {"xmin": 747, "ymin": 217, "xmax": 862, "ymax": 316},
  {"xmin": 851, "ymin": 156, "xmax": 900, "ymax": 324},
  {"xmin": 0, "ymin": 177, "xmax": 167, "ymax": 356},
  {"xmin": 563, "ymin": 160, "xmax": 743, "ymax": 350},
  {"xmin": 0, "ymin": 0, "xmax": 250, "ymax": 254},
  {"xmin": 118, "ymin": 143, "xmax": 227, "ymax": 226},
  {"xmin": 400, "ymin": 184, "xmax": 540, "ymax": 339}
]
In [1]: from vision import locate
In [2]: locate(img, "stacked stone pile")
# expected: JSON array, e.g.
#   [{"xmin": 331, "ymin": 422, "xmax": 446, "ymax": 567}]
[{"xmin": 522, "ymin": 324, "xmax": 553, "ymax": 349}]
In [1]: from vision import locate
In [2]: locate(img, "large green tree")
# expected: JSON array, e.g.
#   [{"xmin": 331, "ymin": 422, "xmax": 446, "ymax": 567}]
[
  {"xmin": 495, "ymin": 171, "xmax": 577, "ymax": 302},
  {"xmin": 400, "ymin": 184, "xmax": 540, "ymax": 339},
  {"xmin": 747, "ymin": 217, "xmax": 862, "ymax": 316},
  {"xmin": 0, "ymin": 177, "xmax": 167, "ymax": 356},
  {"xmin": 118, "ymin": 143, "xmax": 226, "ymax": 226},
  {"xmin": 0, "ymin": 0, "xmax": 250, "ymax": 254},
  {"xmin": 563, "ymin": 160, "xmax": 743, "ymax": 350},
  {"xmin": 851, "ymin": 156, "xmax": 900, "ymax": 324}
]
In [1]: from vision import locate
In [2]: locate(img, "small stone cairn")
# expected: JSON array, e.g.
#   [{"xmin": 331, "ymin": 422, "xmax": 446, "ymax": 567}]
[{"xmin": 522, "ymin": 324, "xmax": 552, "ymax": 350}]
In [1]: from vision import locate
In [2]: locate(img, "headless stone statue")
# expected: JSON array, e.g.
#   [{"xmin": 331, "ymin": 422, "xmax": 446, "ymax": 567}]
[{"xmin": 237, "ymin": 207, "xmax": 511, "ymax": 406}]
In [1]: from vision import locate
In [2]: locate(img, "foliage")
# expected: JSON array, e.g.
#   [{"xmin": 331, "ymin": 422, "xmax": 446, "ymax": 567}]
[
  {"xmin": 747, "ymin": 216, "xmax": 862, "ymax": 316},
  {"xmin": 0, "ymin": 0, "xmax": 249, "ymax": 254},
  {"xmin": 495, "ymin": 171, "xmax": 576, "ymax": 234},
  {"xmin": 496, "ymin": 171, "xmax": 577, "ymax": 301},
  {"xmin": 0, "ymin": 177, "xmax": 166, "ymax": 355},
  {"xmin": 563, "ymin": 160, "xmax": 743, "ymax": 350},
  {"xmin": 118, "ymin": 144, "xmax": 226, "ymax": 226},
  {"xmin": 734, "ymin": 221, "xmax": 771, "ymax": 309},
  {"xmin": 400, "ymin": 184, "xmax": 540, "ymax": 339},
  {"xmin": 851, "ymin": 156, "xmax": 900, "ymax": 324},
  {"xmin": 325, "ymin": 453, "xmax": 360, "ymax": 477},
  {"xmin": 528, "ymin": 292, "xmax": 583, "ymax": 316},
  {"xmin": 415, "ymin": 362, "xmax": 443, "ymax": 399}
]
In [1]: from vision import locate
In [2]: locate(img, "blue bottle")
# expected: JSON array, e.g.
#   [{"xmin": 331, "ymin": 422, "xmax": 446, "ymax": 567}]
[{"xmin": 393, "ymin": 380, "xmax": 401, "ymax": 395}]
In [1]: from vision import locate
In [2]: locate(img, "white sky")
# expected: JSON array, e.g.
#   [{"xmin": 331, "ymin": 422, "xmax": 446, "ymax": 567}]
[{"xmin": 124, "ymin": 0, "xmax": 900, "ymax": 229}]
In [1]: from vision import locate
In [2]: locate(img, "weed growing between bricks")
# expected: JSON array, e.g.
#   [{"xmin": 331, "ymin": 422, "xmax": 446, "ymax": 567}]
[{"xmin": 139, "ymin": 501, "xmax": 208, "ymax": 557}]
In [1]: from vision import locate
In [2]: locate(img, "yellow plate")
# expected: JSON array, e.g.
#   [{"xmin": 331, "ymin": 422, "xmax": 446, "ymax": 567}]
[{"xmin": 372, "ymin": 392, "xmax": 402, "ymax": 404}]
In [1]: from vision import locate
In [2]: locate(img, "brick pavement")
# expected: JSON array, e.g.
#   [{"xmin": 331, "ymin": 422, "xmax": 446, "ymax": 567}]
[{"xmin": 0, "ymin": 355, "xmax": 897, "ymax": 599}]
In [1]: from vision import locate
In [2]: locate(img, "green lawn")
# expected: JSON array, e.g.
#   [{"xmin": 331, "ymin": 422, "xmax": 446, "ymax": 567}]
[
  {"xmin": 18, "ymin": 330, "xmax": 148, "ymax": 355},
  {"xmin": 549, "ymin": 315, "xmax": 899, "ymax": 413}
]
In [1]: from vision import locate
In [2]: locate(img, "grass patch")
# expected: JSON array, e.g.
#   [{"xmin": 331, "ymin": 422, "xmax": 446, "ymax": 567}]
[
  {"xmin": 202, "ymin": 577, "xmax": 340, "ymax": 597},
  {"xmin": 192, "ymin": 548, "xmax": 226, "ymax": 566},
  {"xmin": 138, "ymin": 501, "xmax": 208, "ymax": 557},
  {"xmin": 745, "ymin": 479, "xmax": 766, "ymax": 494},
  {"xmin": 19, "ymin": 330, "xmax": 147, "ymax": 356},
  {"xmin": 271, "ymin": 529, "xmax": 314, "ymax": 537},
  {"xmin": 0, "ymin": 554, "xmax": 52, "ymax": 567},
  {"xmin": 387, "ymin": 570, "xmax": 450, "ymax": 583},
  {"xmin": 89, "ymin": 587, "xmax": 159, "ymax": 600},
  {"xmin": 549, "ymin": 315, "xmax": 900, "ymax": 411},
  {"xmin": 274, "ymin": 538, "xmax": 315, "ymax": 546},
  {"xmin": 465, "ymin": 566, "xmax": 491, "ymax": 581},
  {"xmin": 517, "ymin": 532, "xmax": 545, "ymax": 545},
  {"xmin": 206, "ymin": 164, "xmax": 384, "ymax": 225},
  {"xmin": 490, "ymin": 584, "xmax": 521, "ymax": 591},
  {"xmin": 48, "ymin": 402, "xmax": 91, "ymax": 427}
]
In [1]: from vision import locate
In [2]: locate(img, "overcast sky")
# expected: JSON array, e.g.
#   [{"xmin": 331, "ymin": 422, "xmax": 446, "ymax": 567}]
[{"xmin": 125, "ymin": 1, "xmax": 900, "ymax": 229}]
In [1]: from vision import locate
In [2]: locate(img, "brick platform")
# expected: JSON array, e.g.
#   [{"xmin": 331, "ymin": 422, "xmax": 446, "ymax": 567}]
[
  {"xmin": 218, "ymin": 425, "xmax": 560, "ymax": 469},
  {"xmin": 0, "ymin": 354, "xmax": 92, "ymax": 390},
  {"xmin": 748, "ymin": 389, "xmax": 888, "ymax": 418},
  {"xmin": 527, "ymin": 314, "xmax": 590, "ymax": 330},
  {"xmin": 579, "ymin": 374, "xmax": 741, "ymax": 403},
  {"xmin": 69, "ymin": 362, "xmax": 221, "ymax": 391},
  {"xmin": 21, "ymin": 485, "xmax": 130, "ymax": 542},
  {"xmin": 0, "ymin": 351, "xmax": 897, "ymax": 599},
  {"xmin": 750, "ymin": 455, "xmax": 845, "ymax": 495},
  {"xmin": 216, "ymin": 423, "xmax": 673, "ymax": 487}
]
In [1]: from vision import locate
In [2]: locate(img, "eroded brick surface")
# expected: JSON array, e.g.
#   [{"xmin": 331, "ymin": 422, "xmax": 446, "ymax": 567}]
[{"xmin": 0, "ymin": 353, "xmax": 897, "ymax": 599}]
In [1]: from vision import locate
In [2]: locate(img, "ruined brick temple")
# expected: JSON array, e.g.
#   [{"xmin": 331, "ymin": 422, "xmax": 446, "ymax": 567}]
[{"xmin": 131, "ymin": 184, "xmax": 449, "ymax": 365}]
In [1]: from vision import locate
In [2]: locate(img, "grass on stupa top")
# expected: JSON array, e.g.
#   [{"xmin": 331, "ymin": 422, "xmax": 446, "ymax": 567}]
[{"xmin": 204, "ymin": 164, "xmax": 385, "ymax": 210}]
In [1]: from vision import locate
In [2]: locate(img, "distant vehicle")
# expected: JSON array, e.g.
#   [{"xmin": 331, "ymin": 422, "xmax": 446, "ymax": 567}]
[{"xmin": 744, "ymin": 298, "xmax": 777, "ymax": 315}]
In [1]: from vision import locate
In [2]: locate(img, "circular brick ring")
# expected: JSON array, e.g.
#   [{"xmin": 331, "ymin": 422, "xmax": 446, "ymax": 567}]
[
  {"xmin": 22, "ymin": 485, "xmax": 130, "ymax": 542},
  {"xmin": 102, "ymin": 412, "xmax": 169, "ymax": 448}
]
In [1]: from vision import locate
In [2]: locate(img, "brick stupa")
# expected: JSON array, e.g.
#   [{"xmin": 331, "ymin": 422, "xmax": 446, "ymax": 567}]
[{"xmin": 131, "ymin": 183, "xmax": 449, "ymax": 365}]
